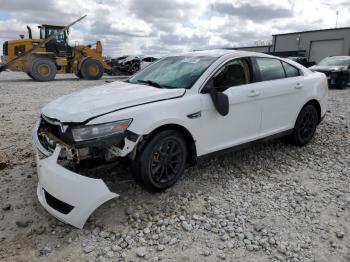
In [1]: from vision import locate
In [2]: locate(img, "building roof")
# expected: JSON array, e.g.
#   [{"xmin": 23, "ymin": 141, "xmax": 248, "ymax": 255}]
[
  {"xmin": 179, "ymin": 49, "xmax": 273, "ymax": 58},
  {"xmin": 273, "ymin": 27, "xmax": 350, "ymax": 36}
]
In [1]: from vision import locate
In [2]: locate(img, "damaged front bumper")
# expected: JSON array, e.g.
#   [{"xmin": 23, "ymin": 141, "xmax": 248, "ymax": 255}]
[
  {"xmin": 33, "ymin": 122, "xmax": 119, "ymax": 228},
  {"xmin": 35, "ymin": 145, "xmax": 118, "ymax": 228}
]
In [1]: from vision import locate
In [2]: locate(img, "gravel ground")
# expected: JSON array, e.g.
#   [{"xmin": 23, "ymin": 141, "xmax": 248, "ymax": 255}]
[{"xmin": 0, "ymin": 71, "xmax": 349, "ymax": 262}]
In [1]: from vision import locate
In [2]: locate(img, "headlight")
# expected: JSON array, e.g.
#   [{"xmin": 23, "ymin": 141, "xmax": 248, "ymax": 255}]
[{"xmin": 72, "ymin": 119, "xmax": 132, "ymax": 142}]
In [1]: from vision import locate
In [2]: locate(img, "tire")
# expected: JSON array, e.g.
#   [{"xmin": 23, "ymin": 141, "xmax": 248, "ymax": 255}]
[
  {"xmin": 80, "ymin": 58, "xmax": 104, "ymax": 80},
  {"xmin": 131, "ymin": 130, "xmax": 187, "ymax": 192},
  {"xmin": 30, "ymin": 58, "xmax": 57, "ymax": 81},
  {"xmin": 290, "ymin": 105, "xmax": 318, "ymax": 146}
]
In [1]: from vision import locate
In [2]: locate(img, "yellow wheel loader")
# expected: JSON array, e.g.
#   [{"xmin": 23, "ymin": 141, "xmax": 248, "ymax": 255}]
[{"xmin": 0, "ymin": 15, "xmax": 111, "ymax": 81}]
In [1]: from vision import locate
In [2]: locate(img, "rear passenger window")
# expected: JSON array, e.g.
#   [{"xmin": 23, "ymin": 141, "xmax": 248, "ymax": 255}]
[
  {"xmin": 256, "ymin": 58, "xmax": 285, "ymax": 81},
  {"xmin": 282, "ymin": 62, "xmax": 300, "ymax": 78}
]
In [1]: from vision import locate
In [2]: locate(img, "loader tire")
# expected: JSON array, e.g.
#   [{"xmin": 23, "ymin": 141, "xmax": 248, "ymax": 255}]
[
  {"xmin": 30, "ymin": 58, "xmax": 57, "ymax": 81},
  {"xmin": 80, "ymin": 58, "xmax": 104, "ymax": 80}
]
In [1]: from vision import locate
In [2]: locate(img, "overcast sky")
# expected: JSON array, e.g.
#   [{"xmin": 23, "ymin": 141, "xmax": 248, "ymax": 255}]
[{"xmin": 0, "ymin": 0, "xmax": 349, "ymax": 57}]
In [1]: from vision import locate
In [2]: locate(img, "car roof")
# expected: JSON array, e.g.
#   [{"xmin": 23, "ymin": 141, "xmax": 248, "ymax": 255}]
[{"xmin": 173, "ymin": 49, "xmax": 273, "ymax": 58}]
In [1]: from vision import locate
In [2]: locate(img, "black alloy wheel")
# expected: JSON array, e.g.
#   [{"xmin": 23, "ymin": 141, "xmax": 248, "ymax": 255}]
[
  {"xmin": 298, "ymin": 110, "xmax": 316, "ymax": 140},
  {"xmin": 150, "ymin": 138, "xmax": 183, "ymax": 184},
  {"xmin": 290, "ymin": 105, "xmax": 318, "ymax": 146},
  {"xmin": 132, "ymin": 130, "xmax": 187, "ymax": 192}
]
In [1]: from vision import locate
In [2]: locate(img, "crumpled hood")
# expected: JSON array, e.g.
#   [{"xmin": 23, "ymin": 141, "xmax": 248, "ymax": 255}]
[
  {"xmin": 309, "ymin": 65, "xmax": 348, "ymax": 72},
  {"xmin": 42, "ymin": 81, "xmax": 185, "ymax": 123}
]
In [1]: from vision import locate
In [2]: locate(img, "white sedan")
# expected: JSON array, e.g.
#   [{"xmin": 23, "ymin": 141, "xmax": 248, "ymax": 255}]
[{"xmin": 33, "ymin": 50, "xmax": 328, "ymax": 228}]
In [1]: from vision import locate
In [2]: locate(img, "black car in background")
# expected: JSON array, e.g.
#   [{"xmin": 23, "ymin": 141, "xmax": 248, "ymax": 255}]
[
  {"xmin": 287, "ymin": 57, "xmax": 315, "ymax": 67},
  {"xmin": 309, "ymin": 56, "xmax": 350, "ymax": 89}
]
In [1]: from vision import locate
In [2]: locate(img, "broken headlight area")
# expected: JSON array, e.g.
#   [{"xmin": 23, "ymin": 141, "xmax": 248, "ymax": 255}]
[
  {"xmin": 34, "ymin": 115, "xmax": 139, "ymax": 164},
  {"xmin": 71, "ymin": 119, "xmax": 132, "ymax": 142}
]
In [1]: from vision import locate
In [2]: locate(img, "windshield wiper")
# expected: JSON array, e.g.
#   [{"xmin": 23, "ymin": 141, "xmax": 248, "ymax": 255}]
[{"xmin": 137, "ymin": 80, "xmax": 163, "ymax": 88}]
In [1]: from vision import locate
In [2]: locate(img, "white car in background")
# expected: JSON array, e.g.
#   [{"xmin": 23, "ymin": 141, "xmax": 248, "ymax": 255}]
[{"xmin": 33, "ymin": 50, "xmax": 328, "ymax": 228}]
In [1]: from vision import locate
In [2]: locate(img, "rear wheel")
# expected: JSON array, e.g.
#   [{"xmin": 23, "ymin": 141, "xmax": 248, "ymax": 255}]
[
  {"xmin": 290, "ymin": 105, "xmax": 318, "ymax": 146},
  {"xmin": 131, "ymin": 130, "xmax": 187, "ymax": 192},
  {"xmin": 80, "ymin": 58, "xmax": 104, "ymax": 80},
  {"xmin": 30, "ymin": 58, "xmax": 57, "ymax": 81}
]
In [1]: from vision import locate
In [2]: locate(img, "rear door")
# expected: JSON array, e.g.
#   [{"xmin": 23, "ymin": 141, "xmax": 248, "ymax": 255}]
[{"xmin": 254, "ymin": 57, "xmax": 306, "ymax": 136}]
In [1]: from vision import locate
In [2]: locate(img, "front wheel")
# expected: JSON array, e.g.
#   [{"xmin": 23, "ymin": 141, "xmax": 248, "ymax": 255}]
[
  {"xmin": 131, "ymin": 130, "xmax": 187, "ymax": 192},
  {"xmin": 80, "ymin": 58, "xmax": 104, "ymax": 80},
  {"xmin": 290, "ymin": 105, "xmax": 318, "ymax": 146}
]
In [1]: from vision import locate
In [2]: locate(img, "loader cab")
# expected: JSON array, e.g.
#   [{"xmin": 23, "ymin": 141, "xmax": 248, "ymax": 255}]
[{"xmin": 39, "ymin": 24, "xmax": 72, "ymax": 57}]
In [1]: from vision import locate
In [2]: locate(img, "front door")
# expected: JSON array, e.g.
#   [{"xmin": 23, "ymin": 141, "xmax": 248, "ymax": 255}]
[{"xmin": 197, "ymin": 57, "xmax": 262, "ymax": 155}]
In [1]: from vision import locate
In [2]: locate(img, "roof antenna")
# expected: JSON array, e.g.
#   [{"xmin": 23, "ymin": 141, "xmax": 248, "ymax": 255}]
[{"xmin": 335, "ymin": 10, "xmax": 339, "ymax": 28}]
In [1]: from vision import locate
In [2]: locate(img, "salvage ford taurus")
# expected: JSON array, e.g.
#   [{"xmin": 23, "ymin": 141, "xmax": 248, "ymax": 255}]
[{"xmin": 33, "ymin": 50, "xmax": 328, "ymax": 228}]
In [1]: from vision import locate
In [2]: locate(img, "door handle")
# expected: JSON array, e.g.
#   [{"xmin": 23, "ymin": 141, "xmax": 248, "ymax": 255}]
[
  {"xmin": 295, "ymin": 83, "xmax": 304, "ymax": 89},
  {"xmin": 247, "ymin": 90, "xmax": 260, "ymax": 97}
]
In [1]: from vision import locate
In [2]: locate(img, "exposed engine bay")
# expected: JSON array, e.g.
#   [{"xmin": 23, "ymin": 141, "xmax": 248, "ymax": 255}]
[{"xmin": 35, "ymin": 115, "xmax": 140, "ymax": 164}]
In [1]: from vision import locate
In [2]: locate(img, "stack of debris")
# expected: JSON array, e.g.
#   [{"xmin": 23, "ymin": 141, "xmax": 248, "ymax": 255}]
[{"xmin": 106, "ymin": 55, "xmax": 158, "ymax": 75}]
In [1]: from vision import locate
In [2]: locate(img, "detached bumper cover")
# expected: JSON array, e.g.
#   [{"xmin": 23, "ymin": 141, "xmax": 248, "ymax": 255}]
[{"xmin": 35, "ymin": 145, "xmax": 118, "ymax": 228}]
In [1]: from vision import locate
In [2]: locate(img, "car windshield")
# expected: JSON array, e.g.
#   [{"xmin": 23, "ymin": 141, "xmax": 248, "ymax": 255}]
[
  {"xmin": 128, "ymin": 56, "xmax": 217, "ymax": 89},
  {"xmin": 318, "ymin": 57, "xmax": 350, "ymax": 66}
]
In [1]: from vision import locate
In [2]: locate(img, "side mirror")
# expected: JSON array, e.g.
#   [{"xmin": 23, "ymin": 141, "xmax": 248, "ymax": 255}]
[{"xmin": 209, "ymin": 88, "xmax": 229, "ymax": 116}]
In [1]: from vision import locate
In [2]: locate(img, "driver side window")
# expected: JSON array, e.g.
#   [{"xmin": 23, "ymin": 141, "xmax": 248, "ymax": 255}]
[{"xmin": 212, "ymin": 58, "xmax": 251, "ymax": 91}]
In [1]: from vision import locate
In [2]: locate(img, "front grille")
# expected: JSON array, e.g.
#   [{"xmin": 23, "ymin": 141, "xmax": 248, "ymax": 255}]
[
  {"xmin": 44, "ymin": 189, "xmax": 74, "ymax": 215},
  {"xmin": 3, "ymin": 41, "xmax": 8, "ymax": 56}
]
